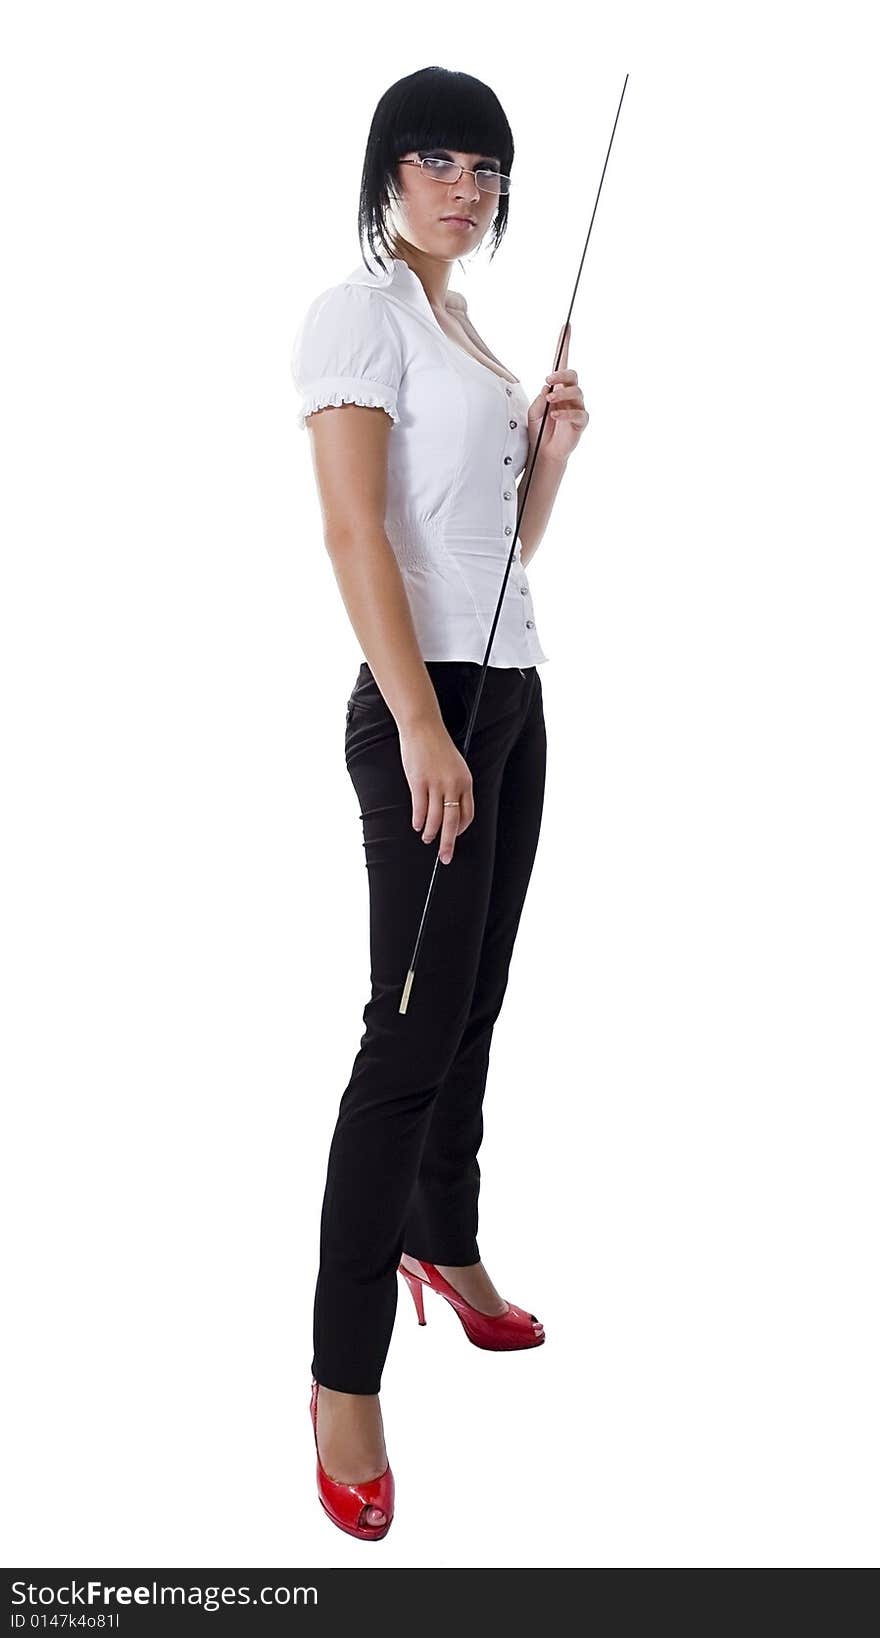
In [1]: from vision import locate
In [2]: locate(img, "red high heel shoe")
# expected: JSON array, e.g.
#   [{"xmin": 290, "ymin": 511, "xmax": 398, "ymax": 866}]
[
  {"xmin": 309, "ymin": 1379, "xmax": 394, "ymax": 1541},
  {"xmin": 398, "ymin": 1259, "xmax": 545, "ymax": 1350}
]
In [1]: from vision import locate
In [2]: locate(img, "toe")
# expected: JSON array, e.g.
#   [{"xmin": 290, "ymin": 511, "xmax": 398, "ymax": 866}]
[{"xmin": 362, "ymin": 1504, "xmax": 387, "ymax": 1528}]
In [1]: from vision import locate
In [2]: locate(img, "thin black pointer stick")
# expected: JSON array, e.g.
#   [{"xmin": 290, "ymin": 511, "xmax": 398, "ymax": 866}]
[{"xmin": 398, "ymin": 74, "xmax": 630, "ymax": 1015}]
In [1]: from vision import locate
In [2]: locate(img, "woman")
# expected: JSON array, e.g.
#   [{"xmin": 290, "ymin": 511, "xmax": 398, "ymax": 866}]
[{"xmin": 290, "ymin": 66, "xmax": 588, "ymax": 1540}]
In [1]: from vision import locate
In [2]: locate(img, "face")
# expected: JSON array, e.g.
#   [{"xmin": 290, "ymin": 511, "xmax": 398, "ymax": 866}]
[{"xmin": 388, "ymin": 148, "xmax": 502, "ymax": 261}]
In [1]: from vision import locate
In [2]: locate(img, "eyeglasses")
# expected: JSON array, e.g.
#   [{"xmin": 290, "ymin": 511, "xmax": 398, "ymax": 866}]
[{"xmin": 399, "ymin": 156, "xmax": 511, "ymax": 196}]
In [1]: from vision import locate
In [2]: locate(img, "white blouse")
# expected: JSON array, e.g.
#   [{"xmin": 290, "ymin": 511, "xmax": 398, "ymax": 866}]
[{"xmin": 290, "ymin": 256, "xmax": 548, "ymax": 669}]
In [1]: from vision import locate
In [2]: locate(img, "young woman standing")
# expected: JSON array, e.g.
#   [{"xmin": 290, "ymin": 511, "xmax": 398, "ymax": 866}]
[{"xmin": 290, "ymin": 66, "xmax": 588, "ymax": 1540}]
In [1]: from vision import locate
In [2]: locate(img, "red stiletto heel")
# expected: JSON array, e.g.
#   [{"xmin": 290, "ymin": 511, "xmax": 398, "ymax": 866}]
[
  {"xmin": 309, "ymin": 1379, "xmax": 395, "ymax": 1541},
  {"xmin": 398, "ymin": 1259, "xmax": 545, "ymax": 1350},
  {"xmin": 401, "ymin": 1265, "xmax": 426, "ymax": 1324}
]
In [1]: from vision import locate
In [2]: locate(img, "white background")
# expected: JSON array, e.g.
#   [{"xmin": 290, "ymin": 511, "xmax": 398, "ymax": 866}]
[{"xmin": 2, "ymin": 0, "xmax": 878, "ymax": 1571}]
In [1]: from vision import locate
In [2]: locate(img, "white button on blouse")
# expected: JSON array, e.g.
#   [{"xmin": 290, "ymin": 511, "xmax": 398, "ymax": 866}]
[{"xmin": 290, "ymin": 256, "xmax": 548, "ymax": 669}]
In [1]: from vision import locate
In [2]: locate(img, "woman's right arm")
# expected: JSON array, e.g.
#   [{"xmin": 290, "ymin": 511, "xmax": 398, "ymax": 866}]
[{"xmin": 306, "ymin": 401, "xmax": 474, "ymax": 864}]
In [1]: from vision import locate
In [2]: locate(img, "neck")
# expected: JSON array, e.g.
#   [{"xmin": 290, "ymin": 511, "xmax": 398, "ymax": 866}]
[{"xmin": 388, "ymin": 236, "xmax": 456, "ymax": 313}]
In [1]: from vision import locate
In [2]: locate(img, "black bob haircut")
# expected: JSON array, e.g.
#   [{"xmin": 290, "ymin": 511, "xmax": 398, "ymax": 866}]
[{"xmin": 358, "ymin": 66, "xmax": 514, "ymax": 276}]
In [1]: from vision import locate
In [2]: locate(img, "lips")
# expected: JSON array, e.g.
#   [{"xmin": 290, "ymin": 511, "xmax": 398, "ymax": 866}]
[{"xmin": 441, "ymin": 216, "xmax": 476, "ymax": 226}]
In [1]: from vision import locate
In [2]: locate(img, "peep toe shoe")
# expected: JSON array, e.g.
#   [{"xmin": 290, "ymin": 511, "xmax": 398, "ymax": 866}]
[
  {"xmin": 398, "ymin": 1258, "xmax": 545, "ymax": 1350},
  {"xmin": 309, "ymin": 1379, "xmax": 395, "ymax": 1541}
]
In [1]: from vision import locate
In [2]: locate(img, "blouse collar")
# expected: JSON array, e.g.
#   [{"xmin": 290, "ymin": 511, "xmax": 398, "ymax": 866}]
[
  {"xmin": 347, "ymin": 254, "xmax": 469, "ymax": 320},
  {"xmin": 344, "ymin": 255, "xmax": 523, "ymax": 394}
]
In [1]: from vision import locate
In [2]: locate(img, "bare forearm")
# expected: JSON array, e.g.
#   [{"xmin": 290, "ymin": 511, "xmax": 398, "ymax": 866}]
[
  {"xmin": 326, "ymin": 530, "xmax": 441, "ymax": 731},
  {"xmin": 516, "ymin": 454, "xmax": 569, "ymax": 568}
]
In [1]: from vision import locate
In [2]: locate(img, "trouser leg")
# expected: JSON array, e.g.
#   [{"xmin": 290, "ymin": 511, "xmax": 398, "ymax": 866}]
[
  {"xmin": 311, "ymin": 663, "xmax": 529, "ymax": 1394},
  {"xmin": 403, "ymin": 668, "xmax": 547, "ymax": 1264}
]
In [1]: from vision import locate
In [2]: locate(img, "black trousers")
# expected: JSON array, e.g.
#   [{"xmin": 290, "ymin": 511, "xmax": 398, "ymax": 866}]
[{"xmin": 312, "ymin": 660, "xmax": 547, "ymax": 1394}]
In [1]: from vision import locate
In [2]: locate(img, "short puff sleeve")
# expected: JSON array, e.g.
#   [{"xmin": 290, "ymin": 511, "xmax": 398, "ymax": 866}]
[{"xmin": 290, "ymin": 282, "xmax": 404, "ymax": 430}]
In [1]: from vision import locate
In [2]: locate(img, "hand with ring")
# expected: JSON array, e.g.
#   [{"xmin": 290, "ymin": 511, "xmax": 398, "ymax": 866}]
[{"xmin": 398, "ymin": 721, "xmax": 474, "ymax": 865}]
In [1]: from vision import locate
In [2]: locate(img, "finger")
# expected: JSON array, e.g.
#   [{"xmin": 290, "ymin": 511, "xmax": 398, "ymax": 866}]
[
  {"xmin": 437, "ymin": 799, "xmax": 462, "ymax": 865},
  {"xmin": 411, "ymin": 781, "xmax": 429, "ymax": 832},
  {"xmin": 544, "ymin": 382, "xmax": 582, "ymax": 403},
  {"xmin": 421, "ymin": 784, "xmax": 444, "ymax": 847},
  {"xmin": 458, "ymin": 782, "xmax": 475, "ymax": 834}
]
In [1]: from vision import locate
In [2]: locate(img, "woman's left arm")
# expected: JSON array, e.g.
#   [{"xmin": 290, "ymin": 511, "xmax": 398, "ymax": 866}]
[{"xmin": 516, "ymin": 322, "xmax": 589, "ymax": 568}]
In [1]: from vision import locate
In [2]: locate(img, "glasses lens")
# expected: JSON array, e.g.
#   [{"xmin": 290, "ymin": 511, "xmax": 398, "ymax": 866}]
[
  {"xmin": 475, "ymin": 170, "xmax": 509, "ymax": 195},
  {"xmin": 421, "ymin": 158, "xmax": 461, "ymax": 181}
]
